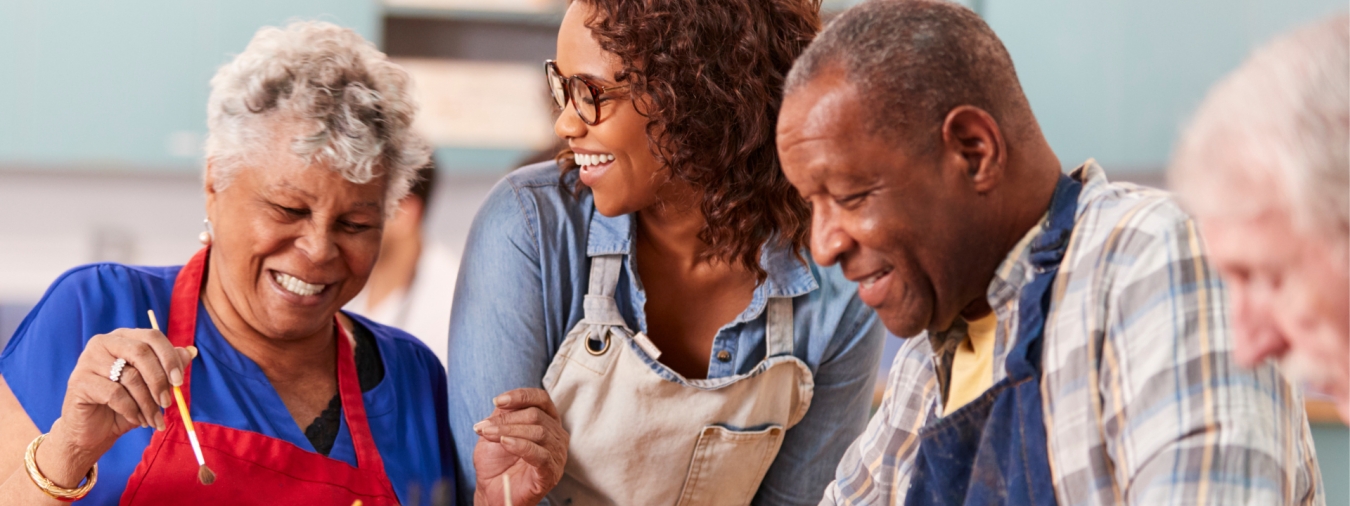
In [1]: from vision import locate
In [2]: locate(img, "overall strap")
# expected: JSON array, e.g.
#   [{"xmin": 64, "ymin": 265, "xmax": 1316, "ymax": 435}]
[
  {"xmin": 765, "ymin": 298, "xmax": 795, "ymax": 357},
  {"xmin": 1007, "ymin": 173, "xmax": 1083, "ymax": 378},
  {"xmin": 583, "ymin": 255, "xmax": 627, "ymax": 326}
]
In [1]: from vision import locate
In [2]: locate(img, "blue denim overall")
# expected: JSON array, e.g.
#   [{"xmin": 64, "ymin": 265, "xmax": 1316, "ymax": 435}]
[{"xmin": 904, "ymin": 174, "xmax": 1082, "ymax": 506}]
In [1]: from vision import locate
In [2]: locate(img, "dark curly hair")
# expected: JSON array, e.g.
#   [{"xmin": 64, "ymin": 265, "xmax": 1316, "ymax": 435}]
[{"xmin": 558, "ymin": 0, "xmax": 820, "ymax": 281}]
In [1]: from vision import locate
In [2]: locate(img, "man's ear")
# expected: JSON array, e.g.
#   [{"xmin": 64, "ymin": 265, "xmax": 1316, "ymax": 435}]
[{"xmin": 940, "ymin": 105, "xmax": 1007, "ymax": 194}]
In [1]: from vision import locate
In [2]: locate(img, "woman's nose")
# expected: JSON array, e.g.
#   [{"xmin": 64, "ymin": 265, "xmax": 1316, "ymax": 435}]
[
  {"xmin": 294, "ymin": 224, "xmax": 339, "ymax": 265},
  {"xmin": 554, "ymin": 102, "xmax": 587, "ymax": 140}
]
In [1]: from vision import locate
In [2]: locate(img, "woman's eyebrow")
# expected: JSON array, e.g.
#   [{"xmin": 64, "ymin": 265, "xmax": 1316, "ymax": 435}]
[{"xmin": 570, "ymin": 70, "xmax": 618, "ymax": 86}]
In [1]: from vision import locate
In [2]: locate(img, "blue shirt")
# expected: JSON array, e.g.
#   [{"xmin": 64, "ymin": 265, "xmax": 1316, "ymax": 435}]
[
  {"xmin": 0, "ymin": 263, "xmax": 455, "ymax": 505},
  {"xmin": 446, "ymin": 162, "xmax": 884, "ymax": 505}
]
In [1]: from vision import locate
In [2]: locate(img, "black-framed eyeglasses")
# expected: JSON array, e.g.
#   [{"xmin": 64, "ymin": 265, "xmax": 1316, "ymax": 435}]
[{"xmin": 545, "ymin": 59, "xmax": 629, "ymax": 125}]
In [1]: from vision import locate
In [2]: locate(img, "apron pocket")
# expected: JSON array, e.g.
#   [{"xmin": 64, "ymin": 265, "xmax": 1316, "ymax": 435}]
[{"xmin": 675, "ymin": 424, "xmax": 785, "ymax": 506}]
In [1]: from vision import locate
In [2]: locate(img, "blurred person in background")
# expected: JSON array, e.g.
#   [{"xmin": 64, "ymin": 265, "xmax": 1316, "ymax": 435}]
[
  {"xmin": 1170, "ymin": 15, "xmax": 1350, "ymax": 422},
  {"xmin": 449, "ymin": 0, "xmax": 883, "ymax": 504},
  {"xmin": 778, "ymin": 1, "xmax": 1321, "ymax": 504},
  {"xmin": 0, "ymin": 21, "xmax": 560, "ymax": 505},
  {"xmin": 346, "ymin": 160, "xmax": 460, "ymax": 366}
]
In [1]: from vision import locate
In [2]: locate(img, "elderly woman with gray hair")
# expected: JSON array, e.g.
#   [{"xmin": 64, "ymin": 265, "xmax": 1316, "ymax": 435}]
[{"xmin": 0, "ymin": 21, "xmax": 565, "ymax": 505}]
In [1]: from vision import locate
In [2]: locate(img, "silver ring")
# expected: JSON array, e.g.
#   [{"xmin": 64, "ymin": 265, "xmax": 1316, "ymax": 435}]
[{"xmin": 108, "ymin": 358, "xmax": 127, "ymax": 382}]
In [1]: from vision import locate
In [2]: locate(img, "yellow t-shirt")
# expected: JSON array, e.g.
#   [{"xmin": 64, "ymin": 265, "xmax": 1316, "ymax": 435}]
[{"xmin": 943, "ymin": 312, "xmax": 998, "ymax": 416}]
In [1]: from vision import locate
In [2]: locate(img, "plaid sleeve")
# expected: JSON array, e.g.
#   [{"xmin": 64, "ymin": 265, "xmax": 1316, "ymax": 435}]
[
  {"xmin": 819, "ymin": 336, "xmax": 937, "ymax": 506},
  {"xmin": 1096, "ymin": 206, "xmax": 1323, "ymax": 505}
]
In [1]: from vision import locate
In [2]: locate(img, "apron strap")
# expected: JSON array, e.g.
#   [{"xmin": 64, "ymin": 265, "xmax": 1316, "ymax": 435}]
[
  {"xmin": 583, "ymin": 255, "xmax": 627, "ymax": 326},
  {"xmin": 765, "ymin": 297, "xmax": 794, "ymax": 357}
]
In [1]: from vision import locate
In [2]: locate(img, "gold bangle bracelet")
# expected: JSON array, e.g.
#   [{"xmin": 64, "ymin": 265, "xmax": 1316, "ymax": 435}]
[{"xmin": 24, "ymin": 434, "xmax": 97, "ymax": 502}]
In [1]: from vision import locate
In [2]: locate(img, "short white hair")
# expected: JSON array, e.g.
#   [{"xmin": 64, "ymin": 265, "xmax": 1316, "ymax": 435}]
[
  {"xmin": 204, "ymin": 21, "xmax": 429, "ymax": 215},
  {"xmin": 1170, "ymin": 15, "xmax": 1349, "ymax": 245}
]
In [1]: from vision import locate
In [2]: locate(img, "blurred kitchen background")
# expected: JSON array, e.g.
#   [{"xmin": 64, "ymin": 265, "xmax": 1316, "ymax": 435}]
[{"xmin": 0, "ymin": 0, "xmax": 1345, "ymax": 496}]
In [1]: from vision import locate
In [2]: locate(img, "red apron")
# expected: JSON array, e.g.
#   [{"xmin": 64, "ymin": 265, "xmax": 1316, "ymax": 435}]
[{"xmin": 119, "ymin": 248, "xmax": 401, "ymax": 505}]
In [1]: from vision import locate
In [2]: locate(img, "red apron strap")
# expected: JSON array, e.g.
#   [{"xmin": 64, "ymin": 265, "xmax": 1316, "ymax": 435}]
[
  {"xmin": 334, "ymin": 322, "xmax": 390, "ymax": 477},
  {"xmin": 168, "ymin": 247, "xmax": 209, "ymax": 404}
]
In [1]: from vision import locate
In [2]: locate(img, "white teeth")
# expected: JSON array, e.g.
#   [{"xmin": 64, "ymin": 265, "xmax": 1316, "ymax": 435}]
[
  {"xmin": 576, "ymin": 153, "xmax": 614, "ymax": 167},
  {"xmin": 860, "ymin": 269, "xmax": 891, "ymax": 289},
  {"xmin": 273, "ymin": 272, "xmax": 324, "ymax": 297}
]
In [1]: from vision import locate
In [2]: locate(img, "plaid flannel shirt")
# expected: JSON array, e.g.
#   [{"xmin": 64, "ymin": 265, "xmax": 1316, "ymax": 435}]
[{"xmin": 821, "ymin": 161, "xmax": 1323, "ymax": 506}]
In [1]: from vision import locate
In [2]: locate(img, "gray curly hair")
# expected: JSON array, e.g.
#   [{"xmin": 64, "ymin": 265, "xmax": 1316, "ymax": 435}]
[{"xmin": 204, "ymin": 21, "xmax": 429, "ymax": 215}]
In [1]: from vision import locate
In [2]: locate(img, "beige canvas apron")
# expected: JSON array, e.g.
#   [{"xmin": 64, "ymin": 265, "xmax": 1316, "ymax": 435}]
[{"xmin": 542, "ymin": 254, "xmax": 815, "ymax": 506}]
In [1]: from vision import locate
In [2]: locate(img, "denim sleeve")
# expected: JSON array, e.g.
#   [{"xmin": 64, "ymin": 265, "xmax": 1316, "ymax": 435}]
[
  {"xmin": 445, "ymin": 178, "xmax": 553, "ymax": 504},
  {"xmin": 754, "ymin": 298, "xmax": 885, "ymax": 506}
]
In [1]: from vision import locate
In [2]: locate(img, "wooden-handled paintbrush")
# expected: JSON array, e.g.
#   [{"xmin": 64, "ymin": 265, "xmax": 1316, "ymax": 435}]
[{"xmin": 148, "ymin": 309, "xmax": 215, "ymax": 485}]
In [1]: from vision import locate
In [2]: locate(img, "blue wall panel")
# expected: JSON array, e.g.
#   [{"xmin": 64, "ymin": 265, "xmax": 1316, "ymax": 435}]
[
  {"xmin": 985, "ymin": 0, "xmax": 1346, "ymax": 172},
  {"xmin": 0, "ymin": 0, "xmax": 378, "ymax": 171}
]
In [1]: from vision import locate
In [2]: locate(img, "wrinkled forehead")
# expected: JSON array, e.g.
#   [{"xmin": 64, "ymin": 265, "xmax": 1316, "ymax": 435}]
[
  {"xmin": 238, "ymin": 158, "xmax": 385, "ymax": 210},
  {"xmin": 778, "ymin": 78, "xmax": 897, "ymax": 194},
  {"xmin": 779, "ymin": 71, "xmax": 863, "ymax": 142},
  {"xmin": 1196, "ymin": 208, "xmax": 1303, "ymax": 271}
]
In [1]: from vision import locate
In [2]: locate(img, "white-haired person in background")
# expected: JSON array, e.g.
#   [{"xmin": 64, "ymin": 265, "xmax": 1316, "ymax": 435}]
[
  {"xmin": 0, "ymin": 21, "xmax": 564, "ymax": 505},
  {"xmin": 1170, "ymin": 14, "xmax": 1350, "ymax": 421}
]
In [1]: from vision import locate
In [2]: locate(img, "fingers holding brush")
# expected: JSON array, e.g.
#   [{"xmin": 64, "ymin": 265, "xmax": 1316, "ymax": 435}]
[
  {"xmin": 97, "ymin": 329, "xmax": 184, "ymax": 416},
  {"xmin": 49, "ymin": 313, "xmax": 196, "ymax": 464},
  {"xmin": 472, "ymin": 388, "xmax": 567, "ymax": 506}
]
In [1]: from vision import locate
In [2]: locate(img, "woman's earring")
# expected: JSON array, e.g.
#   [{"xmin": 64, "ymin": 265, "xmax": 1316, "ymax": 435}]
[{"xmin": 199, "ymin": 218, "xmax": 214, "ymax": 245}]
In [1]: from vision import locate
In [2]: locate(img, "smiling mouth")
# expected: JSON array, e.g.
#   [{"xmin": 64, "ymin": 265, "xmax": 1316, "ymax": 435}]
[
  {"xmin": 271, "ymin": 271, "xmax": 326, "ymax": 297},
  {"xmin": 859, "ymin": 268, "xmax": 893, "ymax": 289}
]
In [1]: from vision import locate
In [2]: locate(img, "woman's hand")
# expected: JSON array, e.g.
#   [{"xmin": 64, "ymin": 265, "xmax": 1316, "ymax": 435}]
[
  {"xmin": 472, "ymin": 388, "xmax": 568, "ymax": 506},
  {"xmin": 41, "ymin": 328, "xmax": 192, "ymax": 486}
]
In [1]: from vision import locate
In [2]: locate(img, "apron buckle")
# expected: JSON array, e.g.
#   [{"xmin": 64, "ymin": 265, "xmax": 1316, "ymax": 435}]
[{"xmin": 585, "ymin": 329, "xmax": 611, "ymax": 356}]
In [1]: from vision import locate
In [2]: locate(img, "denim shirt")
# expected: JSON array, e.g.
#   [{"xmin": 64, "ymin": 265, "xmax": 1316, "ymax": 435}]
[{"xmin": 446, "ymin": 162, "xmax": 884, "ymax": 505}]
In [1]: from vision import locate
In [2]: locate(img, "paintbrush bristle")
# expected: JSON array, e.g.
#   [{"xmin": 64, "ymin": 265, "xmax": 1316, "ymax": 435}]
[{"xmin": 197, "ymin": 465, "xmax": 216, "ymax": 485}]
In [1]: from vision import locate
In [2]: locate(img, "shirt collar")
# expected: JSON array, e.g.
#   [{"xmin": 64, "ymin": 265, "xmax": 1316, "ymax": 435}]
[
  {"xmin": 985, "ymin": 210, "xmax": 1049, "ymax": 311},
  {"xmin": 586, "ymin": 209, "xmax": 634, "ymax": 257},
  {"xmin": 586, "ymin": 208, "xmax": 819, "ymax": 301},
  {"xmin": 985, "ymin": 159, "xmax": 1108, "ymax": 310}
]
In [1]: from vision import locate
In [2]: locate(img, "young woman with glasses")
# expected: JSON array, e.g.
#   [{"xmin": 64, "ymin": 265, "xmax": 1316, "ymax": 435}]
[{"xmin": 447, "ymin": 1, "xmax": 884, "ymax": 504}]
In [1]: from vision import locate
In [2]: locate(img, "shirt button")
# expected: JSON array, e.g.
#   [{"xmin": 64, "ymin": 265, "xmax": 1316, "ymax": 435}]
[{"xmin": 716, "ymin": 350, "xmax": 732, "ymax": 362}]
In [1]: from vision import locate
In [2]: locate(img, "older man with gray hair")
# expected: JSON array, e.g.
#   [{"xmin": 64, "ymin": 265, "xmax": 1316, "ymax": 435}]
[
  {"xmin": 775, "ymin": 0, "xmax": 1323, "ymax": 504},
  {"xmin": 1170, "ymin": 15, "xmax": 1350, "ymax": 422}
]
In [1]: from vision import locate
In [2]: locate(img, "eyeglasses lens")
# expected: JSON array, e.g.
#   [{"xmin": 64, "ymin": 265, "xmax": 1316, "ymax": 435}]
[
  {"xmin": 546, "ymin": 64, "xmax": 567, "ymax": 110},
  {"xmin": 569, "ymin": 78, "xmax": 598, "ymax": 124}
]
